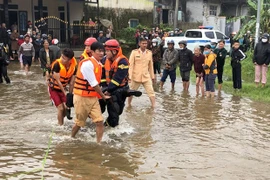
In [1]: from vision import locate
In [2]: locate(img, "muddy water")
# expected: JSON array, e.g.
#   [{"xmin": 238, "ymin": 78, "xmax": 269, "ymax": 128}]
[{"xmin": 1, "ymin": 61, "xmax": 270, "ymax": 180}]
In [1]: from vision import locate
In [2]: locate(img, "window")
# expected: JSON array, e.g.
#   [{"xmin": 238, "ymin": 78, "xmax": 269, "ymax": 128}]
[
  {"xmin": 205, "ymin": 31, "xmax": 215, "ymax": 39},
  {"xmin": 215, "ymin": 32, "xmax": 224, "ymax": 39},
  {"xmin": 186, "ymin": 31, "xmax": 202, "ymax": 38},
  {"xmin": 209, "ymin": 5, "xmax": 217, "ymax": 16}
]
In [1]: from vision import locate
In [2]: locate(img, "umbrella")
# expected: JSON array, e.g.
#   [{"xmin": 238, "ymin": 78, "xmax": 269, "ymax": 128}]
[{"xmin": 100, "ymin": 19, "xmax": 113, "ymax": 28}]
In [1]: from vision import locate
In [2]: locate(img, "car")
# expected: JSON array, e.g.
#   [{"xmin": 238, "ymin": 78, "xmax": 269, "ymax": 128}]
[{"xmin": 163, "ymin": 26, "xmax": 231, "ymax": 52}]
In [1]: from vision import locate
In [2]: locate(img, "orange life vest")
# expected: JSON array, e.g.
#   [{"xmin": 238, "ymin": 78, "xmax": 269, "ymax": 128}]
[
  {"xmin": 80, "ymin": 50, "xmax": 91, "ymax": 61},
  {"xmin": 104, "ymin": 55, "xmax": 129, "ymax": 87},
  {"xmin": 49, "ymin": 58, "xmax": 77, "ymax": 90},
  {"xmin": 100, "ymin": 56, "xmax": 107, "ymax": 84},
  {"xmin": 73, "ymin": 57, "xmax": 102, "ymax": 98}
]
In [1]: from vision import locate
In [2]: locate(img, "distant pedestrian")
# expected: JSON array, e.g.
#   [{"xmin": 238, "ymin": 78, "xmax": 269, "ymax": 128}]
[
  {"xmin": 243, "ymin": 31, "xmax": 251, "ymax": 52},
  {"xmin": 231, "ymin": 41, "xmax": 246, "ymax": 90},
  {"xmin": 39, "ymin": 39, "xmax": 54, "ymax": 78},
  {"xmin": 0, "ymin": 23, "xmax": 8, "ymax": 46},
  {"xmin": 10, "ymin": 29, "xmax": 19, "ymax": 60},
  {"xmin": 150, "ymin": 38, "xmax": 162, "ymax": 80},
  {"xmin": 17, "ymin": 35, "xmax": 24, "ymax": 70},
  {"xmin": 49, "ymin": 38, "xmax": 61, "ymax": 60},
  {"xmin": 33, "ymin": 34, "xmax": 42, "ymax": 61},
  {"xmin": 253, "ymin": 33, "xmax": 270, "ymax": 88},
  {"xmin": 97, "ymin": 31, "xmax": 106, "ymax": 44},
  {"xmin": 134, "ymin": 29, "xmax": 140, "ymax": 48},
  {"xmin": 193, "ymin": 46, "xmax": 205, "ymax": 96},
  {"xmin": 38, "ymin": 18, "xmax": 48, "ymax": 35},
  {"xmin": 0, "ymin": 43, "xmax": 11, "ymax": 84},
  {"xmin": 18, "ymin": 34, "xmax": 35, "ymax": 75},
  {"xmin": 106, "ymin": 25, "xmax": 113, "ymax": 40}
]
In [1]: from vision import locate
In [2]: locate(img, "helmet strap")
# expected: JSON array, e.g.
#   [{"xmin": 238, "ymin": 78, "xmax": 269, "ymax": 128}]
[{"xmin": 110, "ymin": 50, "xmax": 117, "ymax": 61}]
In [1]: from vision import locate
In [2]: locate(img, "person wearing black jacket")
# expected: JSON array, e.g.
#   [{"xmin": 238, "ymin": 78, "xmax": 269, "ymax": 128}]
[
  {"xmin": 0, "ymin": 23, "xmax": 8, "ymax": 46},
  {"xmin": 0, "ymin": 44, "xmax": 10, "ymax": 84},
  {"xmin": 213, "ymin": 40, "xmax": 228, "ymax": 91},
  {"xmin": 38, "ymin": 18, "xmax": 48, "ymax": 35},
  {"xmin": 231, "ymin": 40, "xmax": 246, "ymax": 90},
  {"xmin": 253, "ymin": 33, "xmax": 270, "ymax": 88},
  {"xmin": 178, "ymin": 40, "xmax": 193, "ymax": 91}
]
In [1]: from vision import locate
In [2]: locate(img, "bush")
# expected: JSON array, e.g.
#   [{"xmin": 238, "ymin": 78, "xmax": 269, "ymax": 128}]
[{"xmin": 117, "ymin": 27, "xmax": 136, "ymax": 45}]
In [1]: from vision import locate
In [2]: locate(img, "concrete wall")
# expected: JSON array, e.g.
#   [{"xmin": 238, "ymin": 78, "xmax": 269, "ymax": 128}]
[
  {"xmin": 186, "ymin": 0, "xmax": 221, "ymax": 24},
  {"xmin": 98, "ymin": 0, "xmax": 154, "ymax": 11},
  {"xmin": 186, "ymin": 0, "xmax": 204, "ymax": 23}
]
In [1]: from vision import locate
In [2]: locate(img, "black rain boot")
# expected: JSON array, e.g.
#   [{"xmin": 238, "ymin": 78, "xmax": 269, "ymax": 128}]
[
  {"xmin": 66, "ymin": 108, "xmax": 73, "ymax": 120},
  {"xmin": 127, "ymin": 90, "xmax": 142, "ymax": 97},
  {"xmin": 4, "ymin": 76, "xmax": 10, "ymax": 84}
]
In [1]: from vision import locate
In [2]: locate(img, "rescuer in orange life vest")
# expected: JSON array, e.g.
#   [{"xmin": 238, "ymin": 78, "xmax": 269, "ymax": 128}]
[
  {"xmin": 72, "ymin": 42, "xmax": 110, "ymax": 143},
  {"xmin": 48, "ymin": 48, "xmax": 77, "ymax": 126},
  {"xmin": 79, "ymin": 37, "xmax": 97, "ymax": 61},
  {"xmin": 101, "ymin": 39, "xmax": 142, "ymax": 127}
]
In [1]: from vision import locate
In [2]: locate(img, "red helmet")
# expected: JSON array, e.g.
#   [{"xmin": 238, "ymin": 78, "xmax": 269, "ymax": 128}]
[
  {"xmin": 105, "ymin": 39, "xmax": 120, "ymax": 50},
  {"xmin": 84, "ymin": 37, "xmax": 97, "ymax": 46}
]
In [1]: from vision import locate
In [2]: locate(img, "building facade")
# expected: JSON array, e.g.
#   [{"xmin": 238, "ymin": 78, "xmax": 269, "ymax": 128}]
[
  {"xmin": 154, "ymin": 0, "xmax": 248, "ymax": 34},
  {"xmin": 98, "ymin": 0, "xmax": 153, "ymax": 11},
  {"xmin": 0, "ymin": 0, "xmax": 88, "ymax": 44}
]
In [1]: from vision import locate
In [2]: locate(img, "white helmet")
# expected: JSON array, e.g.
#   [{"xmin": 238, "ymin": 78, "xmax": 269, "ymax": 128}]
[
  {"xmin": 152, "ymin": 38, "xmax": 158, "ymax": 43},
  {"xmin": 52, "ymin": 39, "xmax": 59, "ymax": 45}
]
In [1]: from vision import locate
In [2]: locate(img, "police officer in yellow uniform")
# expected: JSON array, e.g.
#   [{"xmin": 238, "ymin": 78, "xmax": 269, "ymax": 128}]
[
  {"xmin": 128, "ymin": 37, "xmax": 155, "ymax": 108},
  {"xmin": 101, "ymin": 39, "xmax": 141, "ymax": 127}
]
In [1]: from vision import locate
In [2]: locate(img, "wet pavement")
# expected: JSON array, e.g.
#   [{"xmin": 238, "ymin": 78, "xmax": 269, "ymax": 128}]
[{"xmin": 0, "ymin": 61, "xmax": 270, "ymax": 180}]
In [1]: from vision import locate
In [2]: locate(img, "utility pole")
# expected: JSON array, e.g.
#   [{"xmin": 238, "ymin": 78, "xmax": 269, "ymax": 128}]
[
  {"xmin": 255, "ymin": 0, "xmax": 261, "ymax": 47},
  {"xmin": 174, "ymin": 0, "xmax": 179, "ymax": 29}
]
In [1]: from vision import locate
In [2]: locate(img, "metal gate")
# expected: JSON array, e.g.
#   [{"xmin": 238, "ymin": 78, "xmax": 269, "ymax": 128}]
[{"xmin": 36, "ymin": 16, "xmax": 99, "ymax": 48}]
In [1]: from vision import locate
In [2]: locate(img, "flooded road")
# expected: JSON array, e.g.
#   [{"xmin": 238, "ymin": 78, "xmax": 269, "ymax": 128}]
[{"xmin": 1, "ymin": 61, "xmax": 270, "ymax": 180}]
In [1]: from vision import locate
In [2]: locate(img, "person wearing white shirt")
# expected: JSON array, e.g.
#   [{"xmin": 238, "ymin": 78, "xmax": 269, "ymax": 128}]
[{"xmin": 72, "ymin": 42, "xmax": 110, "ymax": 143}]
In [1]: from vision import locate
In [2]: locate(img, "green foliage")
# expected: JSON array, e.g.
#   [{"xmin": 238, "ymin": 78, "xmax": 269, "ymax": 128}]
[
  {"xmin": 159, "ymin": 24, "xmax": 173, "ymax": 32},
  {"xmin": 229, "ymin": 0, "xmax": 270, "ymax": 39},
  {"xmin": 117, "ymin": 27, "xmax": 137, "ymax": 44}
]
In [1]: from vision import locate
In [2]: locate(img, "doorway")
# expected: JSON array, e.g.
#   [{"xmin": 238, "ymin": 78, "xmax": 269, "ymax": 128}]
[
  {"xmin": 9, "ymin": 11, "xmax": 18, "ymax": 30},
  {"xmin": 162, "ymin": 9, "xmax": 169, "ymax": 24}
]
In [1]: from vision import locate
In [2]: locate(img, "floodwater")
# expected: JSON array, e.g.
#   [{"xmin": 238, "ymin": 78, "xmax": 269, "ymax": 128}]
[{"xmin": 1, "ymin": 61, "xmax": 270, "ymax": 180}]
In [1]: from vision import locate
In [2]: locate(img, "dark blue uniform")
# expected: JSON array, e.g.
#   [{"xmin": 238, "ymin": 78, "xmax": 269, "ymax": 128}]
[{"xmin": 100, "ymin": 57, "xmax": 129, "ymax": 127}]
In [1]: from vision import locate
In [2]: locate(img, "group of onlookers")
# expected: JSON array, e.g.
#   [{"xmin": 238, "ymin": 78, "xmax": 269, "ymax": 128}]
[{"xmin": 150, "ymin": 31, "xmax": 270, "ymax": 96}]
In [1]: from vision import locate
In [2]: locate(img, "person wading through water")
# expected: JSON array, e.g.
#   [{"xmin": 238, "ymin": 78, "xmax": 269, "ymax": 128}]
[{"xmin": 48, "ymin": 48, "xmax": 77, "ymax": 125}]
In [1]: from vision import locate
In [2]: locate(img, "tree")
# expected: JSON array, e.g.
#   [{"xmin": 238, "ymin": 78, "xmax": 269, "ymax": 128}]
[{"xmin": 230, "ymin": 0, "xmax": 270, "ymax": 39}]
